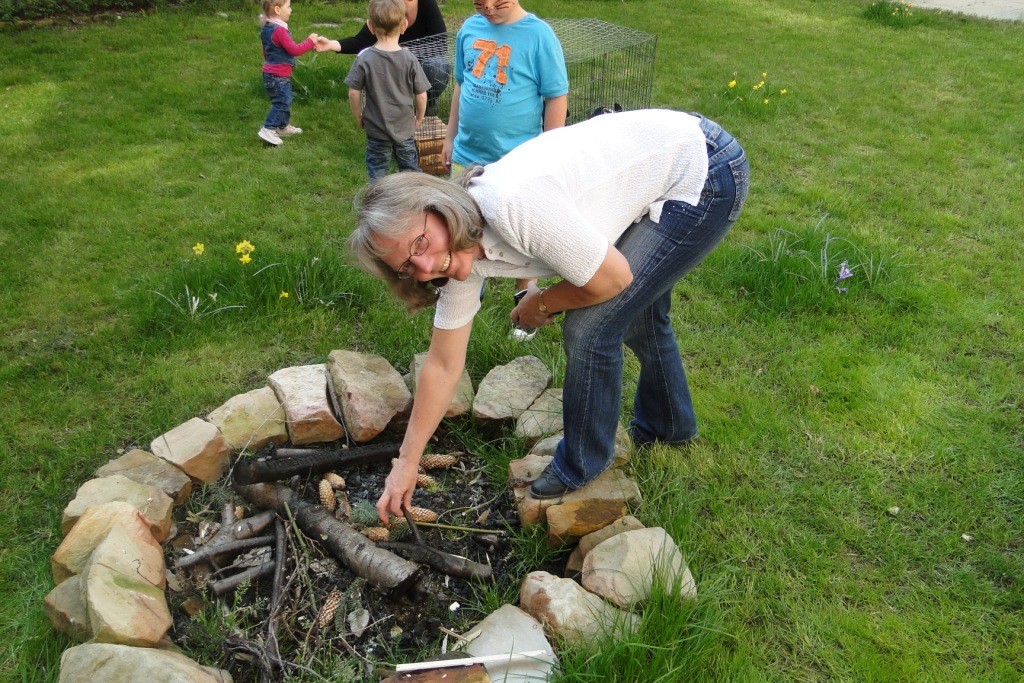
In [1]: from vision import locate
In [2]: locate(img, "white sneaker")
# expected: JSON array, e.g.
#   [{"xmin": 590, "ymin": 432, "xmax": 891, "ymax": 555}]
[
  {"xmin": 278, "ymin": 124, "xmax": 303, "ymax": 135},
  {"xmin": 258, "ymin": 127, "xmax": 283, "ymax": 146}
]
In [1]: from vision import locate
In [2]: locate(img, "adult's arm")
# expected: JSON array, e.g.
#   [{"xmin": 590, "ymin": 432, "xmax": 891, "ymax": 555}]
[
  {"xmin": 335, "ymin": 23, "xmax": 376, "ymax": 54},
  {"xmin": 512, "ymin": 247, "xmax": 634, "ymax": 330},
  {"xmin": 376, "ymin": 321, "xmax": 473, "ymax": 523},
  {"xmin": 331, "ymin": 0, "xmax": 446, "ymax": 54}
]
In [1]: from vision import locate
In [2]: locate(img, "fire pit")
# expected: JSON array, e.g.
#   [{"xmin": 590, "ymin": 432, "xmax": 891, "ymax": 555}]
[{"xmin": 168, "ymin": 438, "xmax": 525, "ymax": 682}]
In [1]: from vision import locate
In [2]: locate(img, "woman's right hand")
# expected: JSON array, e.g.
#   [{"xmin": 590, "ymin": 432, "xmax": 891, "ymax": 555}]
[{"xmin": 376, "ymin": 457, "xmax": 420, "ymax": 525}]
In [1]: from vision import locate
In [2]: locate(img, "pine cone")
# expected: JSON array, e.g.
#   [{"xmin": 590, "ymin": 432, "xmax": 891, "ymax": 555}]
[
  {"xmin": 420, "ymin": 453, "xmax": 458, "ymax": 470},
  {"xmin": 416, "ymin": 473, "xmax": 438, "ymax": 489},
  {"xmin": 319, "ymin": 479, "xmax": 337, "ymax": 511},
  {"xmin": 323, "ymin": 472, "xmax": 346, "ymax": 490},
  {"xmin": 406, "ymin": 506, "xmax": 438, "ymax": 523},
  {"xmin": 316, "ymin": 588, "xmax": 342, "ymax": 629},
  {"xmin": 362, "ymin": 526, "xmax": 390, "ymax": 542}
]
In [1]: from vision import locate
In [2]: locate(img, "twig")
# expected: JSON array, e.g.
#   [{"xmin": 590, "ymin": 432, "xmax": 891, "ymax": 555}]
[
  {"xmin": 225, "ymin": 633, "xmax": 328, "ymax": 681},
  {"xmin": 176, "ymin": 509, "xmax": 276, "ymax": 569},
  {"xmin": 409, "ymin": 521, "xmax": 505, "ymax": 536},
  {"xmin": 401, "ymin": 503, "xmax": 424, "ymax": 545},
  {"xmin": 437, "ymin": 625, "xmax": 473, "ymax": 643},
  {"xmin": 265, "ymin": 519, "xmax": 286, "ymax": 670},
  {"xmin": 211, "ymin": 561, "xmax": 276, "ymax": 596}
]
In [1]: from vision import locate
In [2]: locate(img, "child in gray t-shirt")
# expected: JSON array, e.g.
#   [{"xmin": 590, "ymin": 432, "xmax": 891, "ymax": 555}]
[{"xmin": 344, "ymin": 0, "xmax": 430, "ymax": 180}]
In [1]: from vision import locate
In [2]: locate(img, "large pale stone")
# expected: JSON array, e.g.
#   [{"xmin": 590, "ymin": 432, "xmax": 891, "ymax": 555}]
[
  {"xmin": 95, "ymin": 449, "xmax": 192, "ymax": 506},
  {"xmin": 268, "ymin": 364, "xmax": 346, "ymax": 445},
  {"xmin": 207, "ymin": 386, "xmax": 288, "ymax": 451},
  {"xmin": 43, "ymin": 575, "xmax": 90, "ymax": 641},
  {"xmin": 527, "ymin": 433, "xmax": 563, "ymax": 458},
  {"xmin": 514, "ymin": 388, "xmax": 563, "ymax": 442},
  {"xmin": 462, "ymin": 604, "xmax": 557, "ymax": 682},
  {"xmin": 519, "ymin": 571, "xmax": 638, "ymax": 643},
  {"xmin": 546, "ymin": 499, "xmax": 627, "ymax": 547},
  {"xmin": 410, "ymin": 352, "xmax": 474, "ymax": 417},
  {"xmin": 508, "ymin": 453, "xmax": 551, "ymax": 491},
  {"xmin": 61, "ymin": 475, "xmax": 174, "ymax": 541},
  {"xmin": 150, "ymin": 417, "xmax": 231, "ymax": 483},
  {"xmin": 527, "ymin": 425, "xmax": 630, "ymax": 467},
  {"xmin": 84, "ymin": 561, "xmax": 171, "ymax": 646},
  {"xmin": 473, "ymin": 356, "xmax": 551, "ymax": 422},
  {"xmin": 611, "ymin": 425, "xmax": 633, "ymax": 469},
  {"xmin": 52, "ymin": 502, "xmax": 160, "ymax": 584},
  {"xmin": 86, "ymin": 521, "xmax": 167, "ymax": 589},
  {"xmin": 59, "ymin": 643, "xmax": 232, "ymax": 682},
  {"xmin": 511, "ymin": 455, "xmax": 642, "ymax": 526},
  {"xmin": 582, "ymin": 527, "xmax": 697, "ymax": 608},
  {"xmin": 578, "ymin": 515, "xmax": 645, "ymax": 556},
  {"xmin": 328, "ymin": 349, "xmax": 411, "ymax": 442}
]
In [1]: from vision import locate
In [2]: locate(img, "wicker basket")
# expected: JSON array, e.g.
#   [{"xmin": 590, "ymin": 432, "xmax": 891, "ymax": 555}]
[{"xmin": 415, "ymin": 115, "xmax": 448, "ymax": 176}]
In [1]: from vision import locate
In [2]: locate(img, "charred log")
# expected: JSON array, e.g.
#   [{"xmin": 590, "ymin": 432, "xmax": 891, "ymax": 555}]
[
  {"xmin": 232, "ymin": 443, "xmax": 401, "ymax": 485},
  {"xmin": 378, "ymin": 542, "xmax": 492, "ymax": 582}
]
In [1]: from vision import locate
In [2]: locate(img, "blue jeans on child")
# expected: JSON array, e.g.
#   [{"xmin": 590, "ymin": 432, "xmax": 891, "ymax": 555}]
[
  {"xmin": 263, "ymin": 74, "xmax": 293, "ymax": 130},
  {"xmin": 549, "ymin": 115, "xmax": 750, "ymax": 489},
  {"xmin": 366, "ymin": 137, "xmax": 421, "ymax": 181}
]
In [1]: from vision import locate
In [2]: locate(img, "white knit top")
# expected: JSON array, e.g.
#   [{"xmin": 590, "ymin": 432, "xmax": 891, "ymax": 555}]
[{"xmin": 434, "ymin": 109, "xmax": 709, "ymax": 330}]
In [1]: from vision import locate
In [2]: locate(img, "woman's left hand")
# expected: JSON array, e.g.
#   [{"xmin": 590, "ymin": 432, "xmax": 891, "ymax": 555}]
[{"xmin": 511, "ymin": 283, "xmax": 556, "ymax": 330}]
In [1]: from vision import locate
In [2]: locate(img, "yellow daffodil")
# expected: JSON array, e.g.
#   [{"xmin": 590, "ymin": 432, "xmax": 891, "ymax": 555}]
[
  {"xmin": 240, "ymin": 253, "xmax": 252, "ymax": 265},
  {"xmin": 280, "ymin": 291, "xmax": 289, "ymax": 299},
  {"xmin": 236, "ymin": 240, "xmax": 255, "ymax": 255},
  {"xmin": 781, "ymin": 89, "xmax": 788, "ymax": 95},
  {"xmin": 763, "ymin": 99, "xmax": 769, "ymax": 105},
  {"xmin": 192, "ymin": 242, "xmax": 205, "ymax": 256},
  {"xmin": 728, "ymin": 79, "xmax": 737, "ymax": 88}
]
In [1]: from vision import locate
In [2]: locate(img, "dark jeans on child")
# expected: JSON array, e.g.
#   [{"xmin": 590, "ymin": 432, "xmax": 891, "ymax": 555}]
[
  {"xmin": 263, "ymin": 74, "xmax": 293, "ymax": 129},
  {"xmin": 366, "ymin": 137, "xmax": 421, "ymax": 180}
]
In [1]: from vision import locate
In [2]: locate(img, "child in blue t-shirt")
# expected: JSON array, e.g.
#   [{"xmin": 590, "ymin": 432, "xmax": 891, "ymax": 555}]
[
  {"xmin": 443, "ymin": 0, "xmax": 568, "ymax": 171},
  {"xmin": 444, "ymin": 0, "xmax": 568, "ymax": 294}
]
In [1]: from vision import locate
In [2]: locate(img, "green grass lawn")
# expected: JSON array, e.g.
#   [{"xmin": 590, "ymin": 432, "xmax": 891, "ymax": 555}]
[{"xmin": 2, "ymin": 0, "xmax": 1022, "ymax": 680}]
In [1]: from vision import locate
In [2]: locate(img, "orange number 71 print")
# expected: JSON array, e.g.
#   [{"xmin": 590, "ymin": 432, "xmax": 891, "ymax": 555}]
[{"xmin": 471, "ymin": 39, "xmax": 512, "ymax": 85}]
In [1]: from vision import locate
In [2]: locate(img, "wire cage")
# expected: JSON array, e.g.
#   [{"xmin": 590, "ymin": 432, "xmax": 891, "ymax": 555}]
[{"xmin": 405, "ymin": 18, "xmax": 658, "ymax": 175}]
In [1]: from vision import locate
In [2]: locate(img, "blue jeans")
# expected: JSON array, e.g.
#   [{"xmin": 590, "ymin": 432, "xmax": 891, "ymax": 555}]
[
  {"xmin": 550, "ymin": 115, "xmax": 750, "ymax": 488},
  {"xmin": 366, "ymin": 136, "xmax": 421, "ymax": 181},
  {"xmin": 263, "ymin": 74, "xmax": 293, "ymax": 129}
]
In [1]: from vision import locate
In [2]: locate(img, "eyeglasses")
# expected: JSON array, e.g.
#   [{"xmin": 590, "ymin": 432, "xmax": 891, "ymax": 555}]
[{"xmin": 396, "ymin": 213, "xmax": 430, "ymax": 280}]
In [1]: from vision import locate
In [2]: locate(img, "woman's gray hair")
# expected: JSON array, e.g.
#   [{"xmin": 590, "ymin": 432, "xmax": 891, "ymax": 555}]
[{"xmin": 350, "ymin": 170, "xmax": 485, "ymax": 311}]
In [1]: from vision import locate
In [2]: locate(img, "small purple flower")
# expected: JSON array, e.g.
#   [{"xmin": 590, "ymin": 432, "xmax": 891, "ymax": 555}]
[
  {"xmin": 835, "ymin": 286, "xmax": 848, "ymax": 294},
  {"xmin": 836, "ymin": 261, "xmax": 854, "ymax": 283}
]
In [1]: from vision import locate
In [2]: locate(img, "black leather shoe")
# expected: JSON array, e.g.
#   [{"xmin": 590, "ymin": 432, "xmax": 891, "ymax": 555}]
[{"xmin": 530, "ymin": 464, "xmax": 573, "ymax": 500}]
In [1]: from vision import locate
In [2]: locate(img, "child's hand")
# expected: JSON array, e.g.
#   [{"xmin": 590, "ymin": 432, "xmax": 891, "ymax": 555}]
[{"xmin": 307, "ymin": 33, "xmax": 319, "ymax": 44}]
